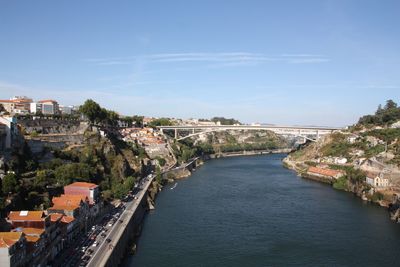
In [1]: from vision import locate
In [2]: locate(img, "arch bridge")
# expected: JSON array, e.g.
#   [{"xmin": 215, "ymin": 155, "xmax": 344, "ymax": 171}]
[{"xmin": 157, "ymin": 125, "xmax": 343, "ymax": 142}]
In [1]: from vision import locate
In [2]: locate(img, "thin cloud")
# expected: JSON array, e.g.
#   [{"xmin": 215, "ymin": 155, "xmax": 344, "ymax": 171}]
[{"xmin": 84, "ymin": 53, "xmax": 330, "ymax": 67}]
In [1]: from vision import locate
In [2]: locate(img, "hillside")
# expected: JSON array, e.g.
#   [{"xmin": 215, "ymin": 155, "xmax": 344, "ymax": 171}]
[
  {"xmin": 284, "ymin": 100, "xmax": 400, "ymax": 219},
  {"xmin": 171, "ymin": 129, "xmax": 292, "ymax": 165},
  {"xmin": 0, "ymin": 124, "xmax": 158, "ymax": 212}
]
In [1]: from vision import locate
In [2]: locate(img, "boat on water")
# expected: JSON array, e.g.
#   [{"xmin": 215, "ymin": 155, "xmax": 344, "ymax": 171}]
[{"xmin": 170, "ymin": 183, "xmax": 178, "ymax": 190}]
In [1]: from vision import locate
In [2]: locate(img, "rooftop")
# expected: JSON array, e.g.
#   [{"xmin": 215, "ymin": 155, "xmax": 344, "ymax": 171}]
[
  {"xmin": 8, "ymin": 211, "xmax": 46, "ymax": 222},
  {"xmin": 52, "ymin": 194, "xmax": 88, "ymax": 206},
  {"xmin": 61, "ymin": 216, "xmax": 75, "ymax": 224},
  {"xmin": 13, "ymin": 227, "xmax": 44, "ymax": 236},
  {"xmin": 38, "ymin": 99, "xmax": 57, "ymax": 103},
  {"xmin": 49, "ymin": 213, "xmax": 64, "ymax": 222},
  {"xmin": 48, "ymin": 204, "xmax": 80, "ymax": 212},
  {"xmin": 65, "ymin": 182, "xmax": 98, "ymax": 189},
  {"xmin": 0, "ymin": 232, "xmax": 23, "ymax": 248},
  {"xmin": 308, "ymin": 167, "xmax": 343, "ymax": 177},
  {"xmin": 25, "ymin": 235, "xmax": 40, "ymax": 243}
]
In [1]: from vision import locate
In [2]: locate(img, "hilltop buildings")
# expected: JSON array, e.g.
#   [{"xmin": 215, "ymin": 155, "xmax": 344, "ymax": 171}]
[
  {"xmin": 0, "ymin": 96, "xmax": 75, "ymax": 116},
  {"xmin": 0, "ymin": 181, "xmax": 102, "ymax": 267}
]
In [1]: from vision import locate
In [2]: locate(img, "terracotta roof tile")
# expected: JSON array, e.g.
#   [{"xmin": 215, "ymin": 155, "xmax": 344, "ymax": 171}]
[
  {"xmin": 48, "ymin": 204, "xmax": 79, "ymax": 212},
  {"xmin": 52, "ymin": 195, "xmax": 88, "ymax": 206},
  {"xmin": 15, "ymin": 228, "xmax": 44, "ymax": 236},
  {"xmin": 61, "ymin": 216, "xmax": 75, "ymax": 224},
  {"xmin": 38, "ymin": 99, "xmax": 57, "ymax": 103},
  {"xmin": 49, "ymin": 213, "xmax": 64, "ymax": 222},
  {"xmin": 308, "ymin": 167, "xmax": 343, "ymax": 177},
  {"xmin": 65, "ymin": 182, "xmax": 98, "ymax": 189},
  {"xmin": 0, "ymin": 232, "xmax": 23, "ymax": 248},
  {"xmin": 25, "ymin": 236, "xmax": 40, "ymax": 243},
  {"xmin": 8, "ymin": 211, "xmax": 46, "ymax": 222}
]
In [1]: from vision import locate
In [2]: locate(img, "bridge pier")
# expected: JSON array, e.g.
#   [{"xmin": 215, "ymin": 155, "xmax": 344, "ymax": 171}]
[
  {"xmin": 175, "ymin": 129, "xmax": 178, "ymax": 139},
  {"xmin": 192, "ymin": 128, "xmax": 195, "ymax": 134}
]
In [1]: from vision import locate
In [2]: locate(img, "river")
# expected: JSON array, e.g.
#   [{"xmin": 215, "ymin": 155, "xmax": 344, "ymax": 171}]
[{"xmin": 125, "ymin": 154, "xmax": 400, "ymax": 267}]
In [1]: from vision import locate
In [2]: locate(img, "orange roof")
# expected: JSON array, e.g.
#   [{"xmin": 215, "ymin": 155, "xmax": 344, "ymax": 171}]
[
  {"xmin": 48, "ymin": 204, "xmax": 79, "ymax": 212},
  {"xmin": 0, "ymin": 232, "xmax": 23, "ymax": 248},
  {"xmin": 65, "ymin": 182, "xmax": 98, "ymax": 189},
  {"xmin": 18, "ymin": 228, "xmax": 44, "ymax": 236},
  {"xmin": 50, "ymin": 213, "xmax": 64, "ymax": 222},
  {"xmin": 25, "ymin": 236, "xmax": 40, "ymax": 243},
  {"xmin": 308, "ymin": 167, "xmax": 343, "ymax": 177},
  {"xmin": 52, "ymin": 195, "xmax": 88, "ymax": 206},
  {"xmin": 38, "ymin": 99, "xmax": 57, "ymax": 103},
  {"xmin": 0, "ymin": 100, "xmax": 14, "ymax": 103},
  {"xmin": 366, "ymin": 171, "xmax": 379, "ymax": 178},
  {"xmin": 8, "ymin": 211, "xmax": 46, "ymax": 222},
  {"xmin": 61, "ymin": 216, "xmax": 75, "ymax": 224}
]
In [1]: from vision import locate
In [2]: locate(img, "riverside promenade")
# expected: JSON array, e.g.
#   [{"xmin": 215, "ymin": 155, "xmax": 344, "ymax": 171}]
[{"xmin": 87, "ymin": 175, "xmax": 154, "ymax": 267}]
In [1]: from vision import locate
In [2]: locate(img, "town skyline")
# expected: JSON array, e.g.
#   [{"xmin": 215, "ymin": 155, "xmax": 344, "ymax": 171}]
[{"xmin": 1, "ymin": 0, "xmax": 400, "ymax": 126}]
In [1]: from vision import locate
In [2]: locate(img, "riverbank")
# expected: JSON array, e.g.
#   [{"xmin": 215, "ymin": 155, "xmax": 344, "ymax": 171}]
[
  {"xmin": 126, "ymin": 154, "xmax": 400, "ymax": 267},
  {"xmin": 210, "ymin": 148, "xmax": 293, "ymax": 158},
  {"xmin": 282, "ymin": 154, "xmax": 400, "ymax": 221},
  {"xmin": 162, "ymin": 148, "xmax": 293, "ymax": 181}
]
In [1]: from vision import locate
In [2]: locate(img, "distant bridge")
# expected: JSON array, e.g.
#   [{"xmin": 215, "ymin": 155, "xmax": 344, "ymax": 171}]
[{"xmin": 158, "ymin": 125, "xmax": 343, "ymax": 142}]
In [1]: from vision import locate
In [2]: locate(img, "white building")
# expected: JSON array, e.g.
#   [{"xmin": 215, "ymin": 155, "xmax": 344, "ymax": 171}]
[
  {"xmin": 59, "ymin": 105, "xmax": 73, "ymax": 115},
  {"xmin": 30, "ymin": 103, "xmax": 42, "ymax": 114},
  {"xmin": 38, "ymin": 100, "xmax": 59, "ymax": 115},
  {"xmin": 0, "ymin": 116, "xmax": 17, "ymax": 150},
  {"xmin": 0, "ymin": 232, "xmax": 27, "ymax": 267},
  {"xmin": 366, "ymin": 173, "xmax": 390, "ymax": 188}
]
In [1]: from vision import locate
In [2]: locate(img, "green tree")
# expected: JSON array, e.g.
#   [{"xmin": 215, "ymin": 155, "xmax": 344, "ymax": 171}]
[
  {"xmin": 346, "ymin": 168, "xmax": 366, "ymax": 184},
  {"xmin": 34, "ymin": 170, "xmax": 51, "ymax": 187},
  {"xmin": 54, "ymin": 163, "xmax": 93, "ymax": 185},
  {"xmin": 211, "ymin": 117, "xmax": 241, "ymax": 125},
  {"xmin": 2, "ymin": 173, "xmax": 18, "ymax": 194},
  {"xmin": 156, "ymin": 157, "xmax": 166, "ymax": 167},
  {"xmin": 132, "ymin": 115, "xmax": 144, "ymax": 127},
  {"xmin": 385, "ymin": 99, "xmax": 397, "ymax": 110},
  {"xmin": 79, "ymin": 99, "xmax": 103, "ymax": 124},
  {"xmin": 333, "ymin": 176, "xmax": 348, "ymax": 191},
  {"xmin": 359, "ymin": 100, "xmax": 400, "ymax": 126},
  {"xmin": 148, "ymin": 118, "xmax": 173, "ymax": 127}
]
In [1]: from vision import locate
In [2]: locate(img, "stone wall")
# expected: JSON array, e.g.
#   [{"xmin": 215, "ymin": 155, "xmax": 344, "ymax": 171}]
[{"xmin": 18, "ymin": 118, "xmax": 88, "ymax": 135}]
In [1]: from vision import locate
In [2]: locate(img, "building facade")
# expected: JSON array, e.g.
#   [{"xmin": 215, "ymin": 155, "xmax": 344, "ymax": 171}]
[{"xmin": 0, "ymin": 232, "xmax": 27, "ymax": 267}]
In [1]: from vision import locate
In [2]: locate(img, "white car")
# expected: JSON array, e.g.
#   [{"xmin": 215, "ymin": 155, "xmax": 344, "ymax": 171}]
[{"xmin": 92, "ymin": 241, "xmax": 98, "ymax": 247}]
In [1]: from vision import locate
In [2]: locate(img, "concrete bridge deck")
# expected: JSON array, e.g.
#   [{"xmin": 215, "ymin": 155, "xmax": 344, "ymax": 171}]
[{"xmin": 158, "ymin": 124, "xmax": 343, "ymax": 141}]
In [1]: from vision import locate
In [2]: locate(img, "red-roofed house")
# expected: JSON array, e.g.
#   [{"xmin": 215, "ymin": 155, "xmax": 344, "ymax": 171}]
[
  {"xmin": 7, "ymin": 211, "xmax": 50, "ymax": 230},
  {"xmin": 12, "ymin": 228, "xmax": 46, "ymax": 267},
  {"xmin": 7, "ymin": 211, "xmax": 62, "ymax": 264},
  {"xmin": 48, "ymin": 193, "xmax": 91, "ymax": 234},
  {"xmin": 0, "ymin": 232, "xmax": 26, "ymax": 267},
  {"xmin": 307, "ymin": 167, "xmax": 344, "ymax": 180},
  {"xmin": 63, "ymin": 182, "xmax": 101, "ymax": 221},
  {"xmin": 50, "ymin": 212, "xmax": 78, "ymax": 247},
  {"xmin": 64, "ymin": 182, "xmax": 99, "ymax": 204}
]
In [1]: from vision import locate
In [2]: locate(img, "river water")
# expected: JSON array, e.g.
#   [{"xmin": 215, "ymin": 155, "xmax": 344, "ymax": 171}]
[{"xmin": 125, "ymin": 154, "xmax": 400, "ymax": 267}]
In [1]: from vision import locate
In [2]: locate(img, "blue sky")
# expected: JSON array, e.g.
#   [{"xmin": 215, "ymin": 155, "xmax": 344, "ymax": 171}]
[{"xmin": 1, "ymin": 0, "xmax": 399, "ymax": 126}]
